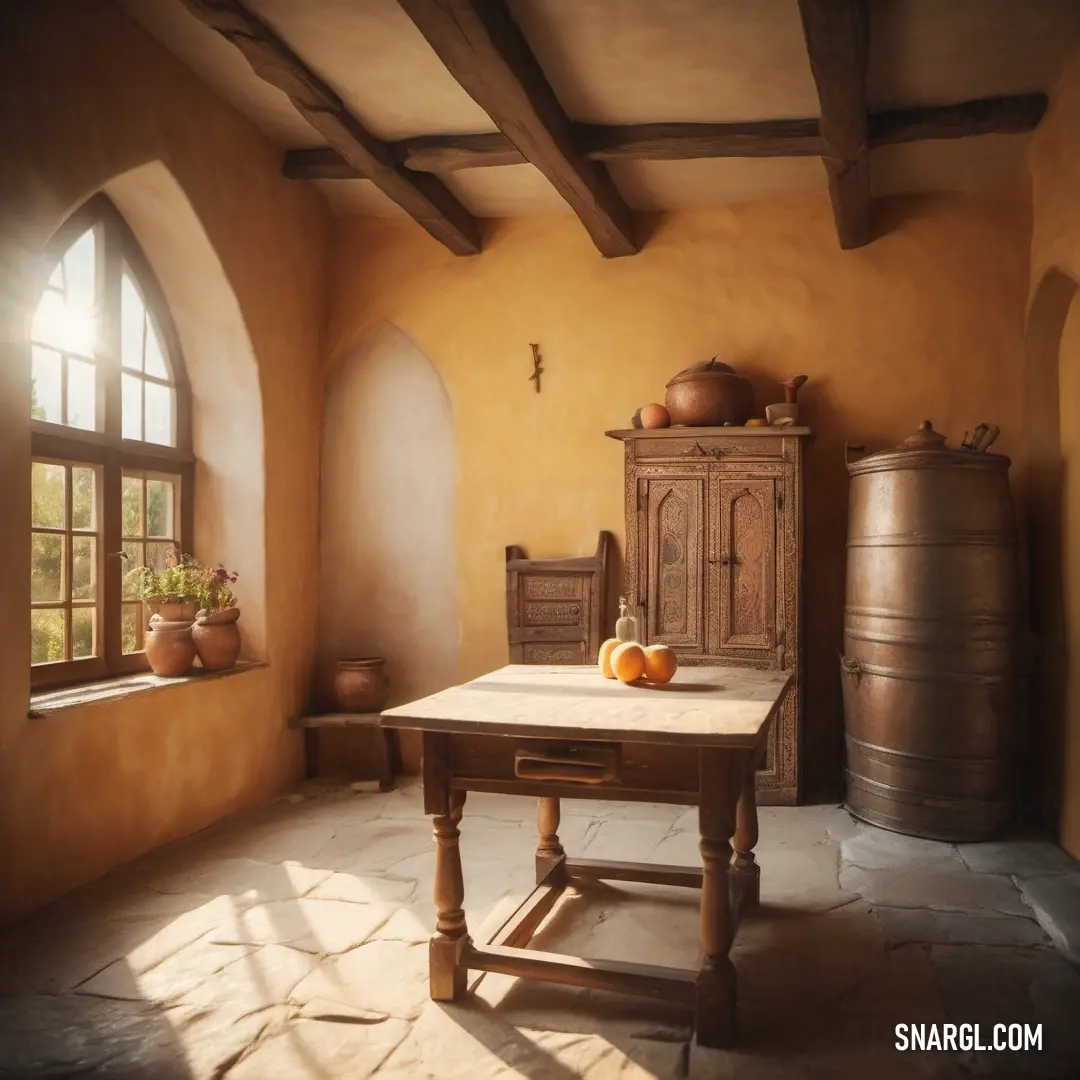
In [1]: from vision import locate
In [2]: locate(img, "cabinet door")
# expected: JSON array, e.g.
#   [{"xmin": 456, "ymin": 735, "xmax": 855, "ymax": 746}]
[
  {"xmin": 711, "ymin": 476, "xmax": 777, "ymax": 652},
  {"xmin": 641, "ymin": 476, "xmax": 706, "ymax": 651}
]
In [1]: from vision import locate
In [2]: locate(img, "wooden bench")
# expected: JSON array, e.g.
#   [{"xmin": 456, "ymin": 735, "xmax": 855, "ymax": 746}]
[{"xmin": 289, "ymin": 713, "xmax": 396, "ymax": 791}]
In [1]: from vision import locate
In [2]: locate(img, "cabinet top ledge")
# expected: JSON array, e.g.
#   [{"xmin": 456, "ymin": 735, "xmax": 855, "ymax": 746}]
[{"xmin": 605, "ymin": 426, "xmax": 812, "ymax": 440}]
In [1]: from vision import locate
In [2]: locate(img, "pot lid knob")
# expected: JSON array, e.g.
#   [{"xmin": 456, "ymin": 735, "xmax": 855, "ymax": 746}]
[{"xmin": 900, "ymin": 420, "xmax": 948, "ymax": 451}]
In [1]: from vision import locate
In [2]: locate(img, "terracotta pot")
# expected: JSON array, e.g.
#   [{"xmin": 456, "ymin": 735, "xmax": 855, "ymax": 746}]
[
  {"xmin": 145, "ymin": 624, "xmax": 196, "ymax": 677},
  {"xmin": 334, "ymin": 657, "xmax": 390, "ymax": 714},
  {"xmin": 192, "ymin": 607, "xmax": 241, "ymax": 671},
  {"xmin": 664, "ymin": 358, "xmax": 753, "ymax": 426},
  {"xmin": 148, "ymin": 615, "xmax": 194, "ymax": 631},
  {"xmin": 146, "ymin": 598, "xmax": 199, "ymax": 624}
]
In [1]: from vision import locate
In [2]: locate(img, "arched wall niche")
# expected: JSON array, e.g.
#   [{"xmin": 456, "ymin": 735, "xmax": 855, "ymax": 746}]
[
  {"xmin": 318, "ymin": 321, "xmax": 459, "ymax": 771},
  {"xmin": 1023, "ymin": 267, "xmax": 1079, "ymax": 841},
  {"xmin": 104, "ymin": 161, "xmax": 267, "ymax": 657}
]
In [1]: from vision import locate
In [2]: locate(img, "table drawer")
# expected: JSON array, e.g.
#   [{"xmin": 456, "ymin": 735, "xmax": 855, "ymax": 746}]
[
  {"xmin": 452, "ymin": 734, "xmax": 699, "ymax": 796},
  {"xmin": 514, "ymin": 742, "xmax": 620, "ymax": 783}
]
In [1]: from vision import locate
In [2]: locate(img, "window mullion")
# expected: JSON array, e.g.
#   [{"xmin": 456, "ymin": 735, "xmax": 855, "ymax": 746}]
[
  {"xmin": 101, "ymin": 449, "xmax": 123, "ymax": 671},
  {"xmin": 100, "ymin": 218, "xmax": 123, "ymax": 442},
  {"xmin": 64, "ymin": 464, "xmax": 73, "ymax": 660},
  {"xmin": 60, "ymin": 354, "xmax": 69, "ymax": 428},
  {"xmin": 180, "ymin": 461, "xmax": 194, "ymax": 558},
  {"xmin": 93, "ymin": 220, "xmax": 108, "ymax": 434},
  {"xmin": 100, "ymin": 218, "xmax": 125, "ymax": 672}
]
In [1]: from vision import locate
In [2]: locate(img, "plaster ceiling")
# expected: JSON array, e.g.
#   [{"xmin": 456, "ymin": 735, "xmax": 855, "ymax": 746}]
[{"xmin": 119, "ymin": 0, "xmax": 1080, "ymax": 218}]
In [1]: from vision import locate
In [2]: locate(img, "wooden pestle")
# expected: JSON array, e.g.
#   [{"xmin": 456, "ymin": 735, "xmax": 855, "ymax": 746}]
[{"xmin": 782, "ymin": 374, "xmax": 809, "ymax": 404}]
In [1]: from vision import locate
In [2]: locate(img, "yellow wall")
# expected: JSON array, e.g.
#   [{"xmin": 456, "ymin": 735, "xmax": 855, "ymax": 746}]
[
  {"xmin": 324, "ymin": 190, "xmax": 1032, "ymax": 799},
  {"xmin": 1029, "ymin": 49, "xmax": 1080, "ymax": 857},
  {"xmin": 0, "ymin": 1, "xmax": 327, "ymax": 924},
  {"xmin": 319, "ymin": 323, "xmax": 460, "ymax": 771}
]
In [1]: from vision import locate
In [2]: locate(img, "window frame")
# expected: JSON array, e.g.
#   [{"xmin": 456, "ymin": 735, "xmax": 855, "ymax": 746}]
[
  {"xmin": 30, "ymin": 458, "xmax": 107, "ymax": 683},
  {"xmin": 30, "ymin": 196, "xmax": 194, "ymax": 690}
]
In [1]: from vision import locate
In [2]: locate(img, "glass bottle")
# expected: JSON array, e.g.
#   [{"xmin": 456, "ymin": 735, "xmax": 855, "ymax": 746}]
[{"xmin": 615, "ymin": 596, "xmax": 639, "ymax": 643}]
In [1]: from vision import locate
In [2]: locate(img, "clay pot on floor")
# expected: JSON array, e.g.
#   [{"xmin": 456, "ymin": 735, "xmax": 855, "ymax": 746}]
[
  {"xmin": 191, "ymin": 607, "xmax": 241, "ymax": 671},
  {"xmin": 145, "ymin": 615, "xmax": 197, "ymax": 677},
  {"xmin": 334, "ymin": 657, "xmax": 390, "ymax": 714}
]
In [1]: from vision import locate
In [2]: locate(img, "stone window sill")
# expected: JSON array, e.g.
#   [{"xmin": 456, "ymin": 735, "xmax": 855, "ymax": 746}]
[{"xmin": 28, "ymin": 661, "xmax": 267, "ymax": 718}]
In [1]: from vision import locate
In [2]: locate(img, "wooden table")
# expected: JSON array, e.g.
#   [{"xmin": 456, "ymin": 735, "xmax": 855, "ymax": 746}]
[{"xmin": 381, "ymin": 663, "xmax": 791, "ymax": 1048}]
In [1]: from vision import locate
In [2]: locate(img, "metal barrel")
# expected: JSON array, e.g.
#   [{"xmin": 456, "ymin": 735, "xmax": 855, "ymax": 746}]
[{"xmin": 842, "ymin": 424, "xmax": 1020, "ymax": 841}]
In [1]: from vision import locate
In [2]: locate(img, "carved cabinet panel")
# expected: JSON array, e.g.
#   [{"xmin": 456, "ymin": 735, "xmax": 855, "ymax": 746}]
[
  {"xmin": 611, "ymin": 428, "xmax": 807, "ymax": 804},
  {"xmin": 506, "ymin": 533, "xmax": 610, "ymax": 665},
  {"xmin": 639, "ymin": 475, "xmax": 706, "ymax": 652},
  {"xmin": 711, "ymin": 475, "xmax": 777, "ymax": 654}
]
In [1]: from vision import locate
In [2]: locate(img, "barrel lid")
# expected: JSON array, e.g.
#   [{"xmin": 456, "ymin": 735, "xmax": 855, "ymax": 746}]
[{"xmin": 848, "ymin": 420, "xmax": 1011, "ymax": 474}]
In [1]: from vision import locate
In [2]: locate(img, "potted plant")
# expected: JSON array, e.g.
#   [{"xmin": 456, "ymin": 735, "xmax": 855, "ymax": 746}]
[
  {"xmin": 124, "ymin": 550, "xmax": 204, "ymax": 623},
  {"xmin": 191, "ymin": 565, "xmax": 241, "ymax": 671},
  {"xmin": 123, "ymin": 549, "xmax": 204, "ymax": 676}
]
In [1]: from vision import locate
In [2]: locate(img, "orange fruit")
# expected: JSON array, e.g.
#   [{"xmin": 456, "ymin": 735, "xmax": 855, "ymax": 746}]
[
  {"xmin": 611, "ymin": 641, "xmax": 646, "ymax": 683},
  {"xmin": 639, "ymin": 403, "xmax": 670, "ymax": 429},
  {"xmin": 598, "ymin": 637, "xmax": 621, "ymax": 679},
  {"xmin": 643, "ymin": 644, "xmax": 678, "ymax": 684}
]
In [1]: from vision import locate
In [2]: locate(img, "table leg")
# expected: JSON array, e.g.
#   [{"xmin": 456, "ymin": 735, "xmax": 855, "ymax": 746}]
[
  {"xmin": 695, "ymin": 748, "xmax": 744, "ymax": 1049},
  {"xmin": 732, "ymin": 752, "xmax": 760, "ymax": 908},
  {"xmin": 431, "ymin": 788, "xmax": 468, "ymax": 1000},
  {"xmin": 376, "ymin": 729, "xmax": 395, "ymax": 792},
  {"xmin": 536, "ymin": 797, "xmax": 567, "ymax": 886}
]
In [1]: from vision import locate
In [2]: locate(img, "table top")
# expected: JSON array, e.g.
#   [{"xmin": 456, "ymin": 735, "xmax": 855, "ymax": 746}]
[{"xmin": 381, "ymin": 664, "xmax": 791, "ymax": 748}]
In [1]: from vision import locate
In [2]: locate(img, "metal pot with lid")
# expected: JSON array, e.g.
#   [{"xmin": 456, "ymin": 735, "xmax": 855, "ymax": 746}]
[
  {"xmin": 846, "ymin": 419, "xmax": 1007, "ymax": 473},
  {"xmin": 664, "ymin": 357, "xmax": 754, "ymax": 427}
]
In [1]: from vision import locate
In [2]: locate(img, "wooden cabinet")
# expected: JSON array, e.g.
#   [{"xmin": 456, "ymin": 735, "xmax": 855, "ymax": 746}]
[{"xmin": 611, "ymin": 428, "xmax": 808, "ymax": 803}]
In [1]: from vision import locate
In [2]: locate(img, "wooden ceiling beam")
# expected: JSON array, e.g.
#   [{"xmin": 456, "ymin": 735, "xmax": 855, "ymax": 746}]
[
  {"xmin": 797, "ymin": 0, "xmax": 871, "ymax": 249},
  {"xmin": 399, "ymin": 133, "xmax": 526, "ymax": 172},
  {"xmin": 179, "ymin": 0, "xmax": 480, "ymax": 255},
  {"xmin": 579, "ymin": 120, "xmax": 821, "ymax": 162},
  {"xmin": 283, "ymin": 137, "xmax": 523, "ymax": 179},
  {"xmin": 397, "ymin": 0, "xmax": 637, "ymax": 258},
  {"xmin": 282, "ymin": 93, "xmax": 1047, "ymax": 180},
  {"xmin": 284, "ymin": 147, "xmax": 364, "ymax": 181},
  {"xmin": 869, "ymin": 92, "xmax": 1047, "ymax": 146}
]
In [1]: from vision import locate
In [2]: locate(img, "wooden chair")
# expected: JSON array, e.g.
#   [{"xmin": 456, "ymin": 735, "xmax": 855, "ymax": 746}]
[{"xmin": 505, "ymin": 531, "xmax": 611, "ymax": 664}]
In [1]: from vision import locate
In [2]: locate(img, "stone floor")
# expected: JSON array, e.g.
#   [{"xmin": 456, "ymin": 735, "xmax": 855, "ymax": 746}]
[{"xmin": 1, "ymin": 778, "xmax": 1079, "ymax": 1080}]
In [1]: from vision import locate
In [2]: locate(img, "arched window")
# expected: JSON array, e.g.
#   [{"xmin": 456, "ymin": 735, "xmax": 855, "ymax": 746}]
[{"xmin": 30, "ymin": 196, "xmax": 193, "ymax": 688}]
